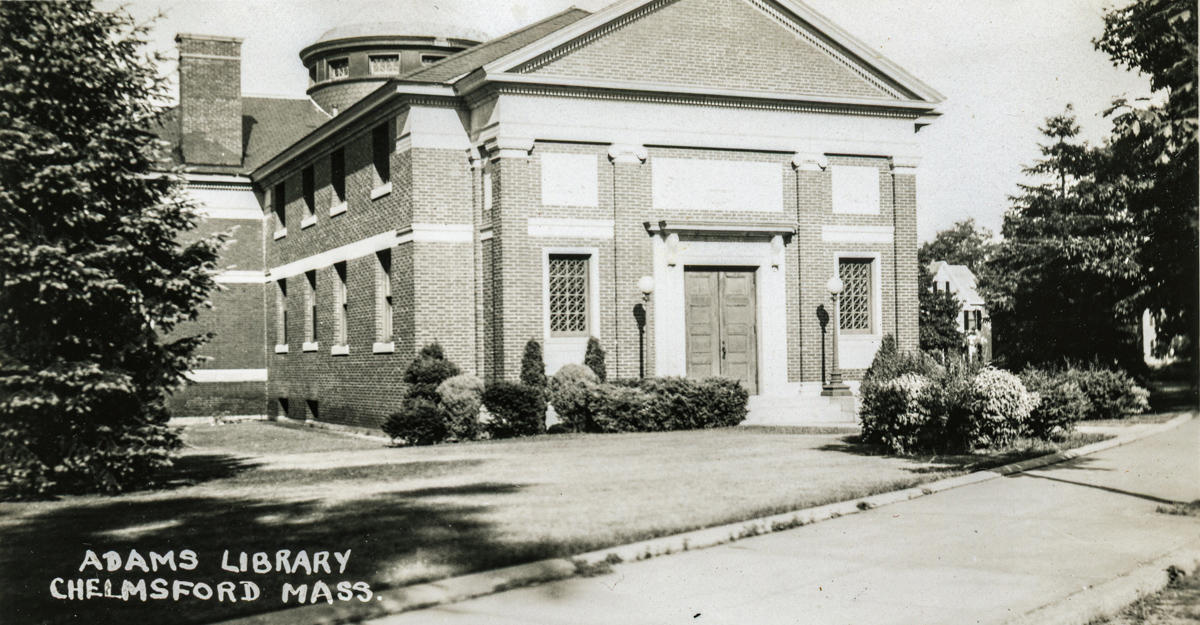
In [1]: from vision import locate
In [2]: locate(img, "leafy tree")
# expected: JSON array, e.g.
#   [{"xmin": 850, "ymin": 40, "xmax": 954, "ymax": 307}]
[
  {"xmin": 917, "ymin": 219, "xmax": 997, "ymax": 274},
  {"xmin": 0, "ymin": 2, "xmax": 222, "ymax": 495},
  {"xmin": 1095, "ymin": 0, "xmax": 1198, "ymax": 359},
  {"xmin": 918, "ymin": 263, "xmax": 964, "ymax": 356},
  {"xmin": 981, "ymin": 107, "xmax": 1143, "ymax": 369}
]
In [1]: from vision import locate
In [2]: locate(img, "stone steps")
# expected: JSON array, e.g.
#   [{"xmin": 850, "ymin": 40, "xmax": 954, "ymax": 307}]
[{"xmin": 741, "ymin": 393, "xmax": 858, "ymax": 426}]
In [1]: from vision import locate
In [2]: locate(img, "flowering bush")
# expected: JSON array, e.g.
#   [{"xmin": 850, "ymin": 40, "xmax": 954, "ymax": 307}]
[
  {"xmin": 963, "ymin": 368, "xmax": 1039, "ymax": 449},
  {"xmin": 860, "ymin": 358, "xmax": 1042, "ymax": 453},
  {"xmin": 860, "ymin": 373, "xmax": 934, "ymax": 454}
]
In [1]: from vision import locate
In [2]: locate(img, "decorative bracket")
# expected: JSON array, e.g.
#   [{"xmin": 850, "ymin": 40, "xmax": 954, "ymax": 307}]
[
  {"xmin": 608, "ymin": 143, "xmax": 647, "ymax": 165},
  {"xmin": 792, "ymin": 152, "xmax": 828, "ymax": 172},
  {"xmin": 484, "ymin": 137, "xmax": 534, "ymax": 160}
]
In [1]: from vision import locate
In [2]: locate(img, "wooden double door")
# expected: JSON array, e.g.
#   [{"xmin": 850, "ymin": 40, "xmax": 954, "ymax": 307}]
[{"xmin": 684, "ymin": 268, "xmax": 758, "ymax": 394}]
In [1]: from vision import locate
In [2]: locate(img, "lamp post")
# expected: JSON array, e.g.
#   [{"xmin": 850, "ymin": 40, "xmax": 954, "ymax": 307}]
[
  {"xmin": 822, "ymin": 275, "xmax": 852, "ymax": 397},
  {"xmin": 636, "ymin": 276, "xmax": 654, "ymax": 379}
]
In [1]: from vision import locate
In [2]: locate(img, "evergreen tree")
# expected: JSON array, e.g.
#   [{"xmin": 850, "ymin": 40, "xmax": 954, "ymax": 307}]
[
  {"xmin": 520, "ymin": 338, "xmax": 547, "ymax": 389},
  {"xmin": 982, "ymin": 107, "xmax": 1142, "ymax": 369},
  {"xmin": 584, "ymin": 337, "xmax": 607, "ymax": 382},
  {"xmin": 0, "ymin": 2, "xmax": 222, "ymax": 495}
]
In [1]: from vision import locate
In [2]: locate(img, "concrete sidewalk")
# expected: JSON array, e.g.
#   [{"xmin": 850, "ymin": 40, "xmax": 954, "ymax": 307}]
[{"xmin": 370, "ymin": 417, "xmax": 1199, "ymax": 625}]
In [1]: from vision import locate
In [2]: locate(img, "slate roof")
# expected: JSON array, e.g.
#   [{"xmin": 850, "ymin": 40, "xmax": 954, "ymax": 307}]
[
  {"xmin": 396, "ymin": 7, "xmax": 591, "ymax": 84},
  {"xmin": 928, "ymin": 261, "xmax": 985, "ymax": 307},
  {"xmin": 152, "ymin": 97, "xmax": 330, "ymax": 175}
]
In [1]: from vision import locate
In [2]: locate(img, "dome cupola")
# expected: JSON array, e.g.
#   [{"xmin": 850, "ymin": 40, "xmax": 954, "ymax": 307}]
[{"xmin": 299, "ymin": 22, "xmax": 486, "ymax": 114}]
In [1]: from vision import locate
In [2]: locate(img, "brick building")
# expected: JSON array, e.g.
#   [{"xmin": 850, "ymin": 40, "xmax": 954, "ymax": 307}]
[{"xmin": 164, "ymin": 0, "xmax": 942, "ymax": 427}]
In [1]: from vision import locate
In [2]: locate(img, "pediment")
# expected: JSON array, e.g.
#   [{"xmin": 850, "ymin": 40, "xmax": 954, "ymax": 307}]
[{"xmin": 483, "ymin": 0, "xmax": 941, "ymax": 104}]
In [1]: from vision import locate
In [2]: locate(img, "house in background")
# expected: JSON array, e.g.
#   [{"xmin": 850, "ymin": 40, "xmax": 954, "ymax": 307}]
[
  {"xmin": 928, "ymin": 261, "xmax": 991, "ymax": 362},
  {"xmin": 163, "ymin": 0, "xmax": 943, "ymax": 428}
]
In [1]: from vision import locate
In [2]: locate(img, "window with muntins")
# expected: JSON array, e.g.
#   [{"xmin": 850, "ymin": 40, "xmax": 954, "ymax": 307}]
[
  {"xmin": 334, "ymin": 262, "xmax": 348, "ymax": 346},
  {"xmin": 549, "ymin": 255, "xmax": 590, "ymax": 336},
  {"xmin": 327, "ymin": 58, "xmax": 348, "ymax": 79},
  {"xmin": 376, "ymin": 251, "xmax": 392, "ymax": 342},
  {"xmin": 372, "ymin": 124, "xmax": 390, "ymax": 188},
  {"xmin": 369, "ymin": 55, "xmax": 400, "ymax": 74},
  {"xmin": 839, "ymin": 258, "xmax": 873, "ymax": 334}
]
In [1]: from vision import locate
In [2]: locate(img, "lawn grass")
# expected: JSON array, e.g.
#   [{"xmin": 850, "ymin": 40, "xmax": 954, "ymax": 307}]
[
  {"xmin": 1084, "ymin": 412, "xmax": 1186, "ymax": 427},
  {"xmin": 0, "ymin": 421, "xmax": 1108, "ymax": 625}
]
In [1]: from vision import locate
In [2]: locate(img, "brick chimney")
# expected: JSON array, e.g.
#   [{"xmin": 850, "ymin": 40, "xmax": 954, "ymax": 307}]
[{"xmin": 176, "ymin": 34, "xmax": 244, "ymax": 168}]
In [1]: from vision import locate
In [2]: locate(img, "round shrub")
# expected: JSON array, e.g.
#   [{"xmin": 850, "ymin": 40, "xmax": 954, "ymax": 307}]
[
  {"xmin": 438, "ymin": 374, "xmax": 485, "ymax": 441},
  {"xmin": 964, "ymin": 368, "xmax": 1038, "ymax": 449},
  {"xmin": 547, "ymin": 364, "xmax": 599, "ymax": 432},
  {"xmin": 383, "ymin": 398, "xmax": 449, "ymax": 446},
  {"xmin": 482, "ymin": 381, "xmax": 547, "ymax": 439},
  {"xmin": 1020, "ymin": 369, "xmax": 1089, "ymax": 440},
  {"xmin": 404, "ymin": 343, "xmax": 461, "ymax": 386},
  {"xmin": 1065, "ymin": 366, "xmax": 1151, "ymax": 420}
]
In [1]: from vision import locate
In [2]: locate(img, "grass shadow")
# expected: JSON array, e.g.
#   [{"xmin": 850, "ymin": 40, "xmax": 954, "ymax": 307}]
[
  {"xmin": 161, "ymin": 453, "xmax": 262, "ymax": 488},
  {"xmin": 0, "ymin": 477, "xmax": 551, "ymax": 625}
]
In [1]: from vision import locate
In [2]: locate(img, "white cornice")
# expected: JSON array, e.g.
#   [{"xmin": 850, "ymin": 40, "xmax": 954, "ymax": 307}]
[{"xmin": 478, "ymin": 74, "xmax": 938, "ymax": 115}]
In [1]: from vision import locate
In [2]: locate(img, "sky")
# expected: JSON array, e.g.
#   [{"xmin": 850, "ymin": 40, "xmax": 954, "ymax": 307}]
[{"xmin": 105, "ymin": 0, "xmax": 1156, "ymax": 242}]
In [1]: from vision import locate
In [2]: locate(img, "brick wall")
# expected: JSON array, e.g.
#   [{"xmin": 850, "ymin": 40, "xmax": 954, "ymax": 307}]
[
  {"xmin": 177, "ymin": 35, "xmax": 242, "ymax": 166},
  {"xmin": 255, "ymin": 114, "xmax": 921, "ymax": 428},
  {"xmin": 795, "ymin": 155, "xmax": 900, "ymax": 381},
  {"xmin": 528, "ymin": 0, "xmax": 893, "ymax": 100}
]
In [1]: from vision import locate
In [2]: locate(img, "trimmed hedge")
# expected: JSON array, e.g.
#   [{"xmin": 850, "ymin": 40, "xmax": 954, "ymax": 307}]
[
  {"xmin": 482, "ymin": 382, "xmax": 546, "ymax": 439},
  {"xmin": 383, "ymin": 398, "xmax": 449, "ymax": 446},
  {"xmin": 554, "ymin": 375, "xmax": 748, "ymax": 434}
]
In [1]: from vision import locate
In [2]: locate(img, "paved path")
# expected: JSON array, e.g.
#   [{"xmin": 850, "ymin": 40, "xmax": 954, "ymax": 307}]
[{"xmin": 370, "ymin": 418, "xmax": 1200, "ymax": 625}]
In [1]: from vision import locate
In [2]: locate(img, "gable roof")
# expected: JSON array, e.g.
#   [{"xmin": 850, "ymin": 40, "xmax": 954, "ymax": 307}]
[
  {"xmin": 397, "ymin": 8, "xmax": 591, "ymax": 84},
  {"xmin": 929, "ymin": 262, "xmax": 985, "ymax": 308},
  {"xmin": 240, "ymin": 97, "xmax": 332, "ymax": 171},
  {"xmin": 153, "ymin": 96, "xmax": 330, "ymax": 175}
]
